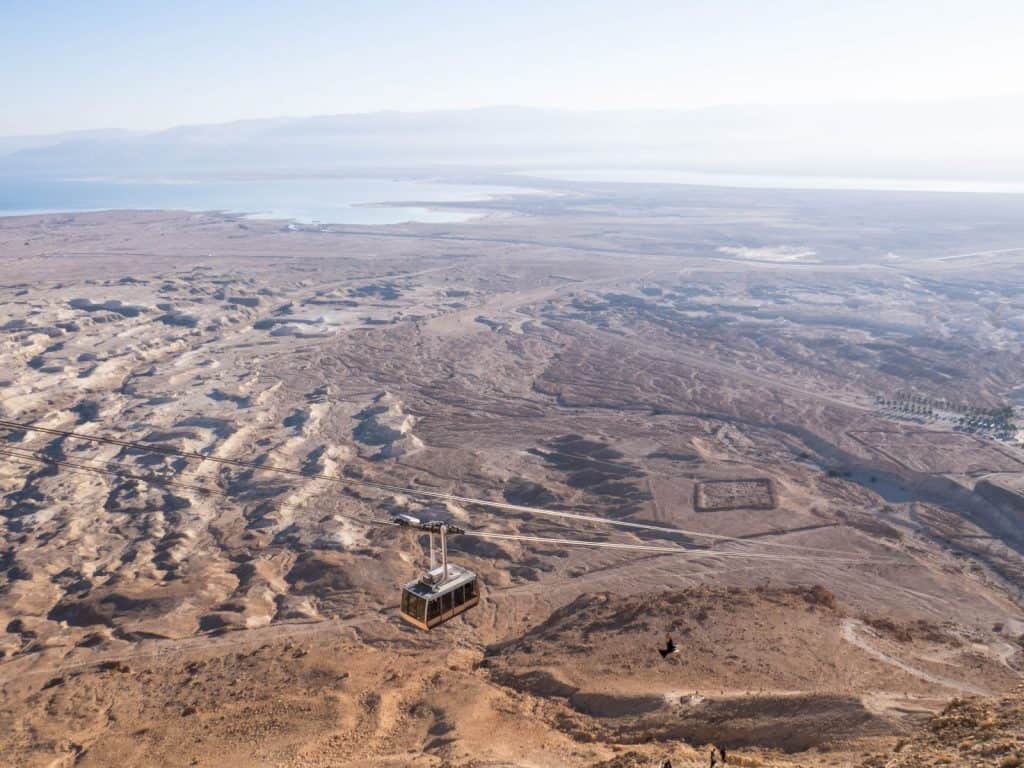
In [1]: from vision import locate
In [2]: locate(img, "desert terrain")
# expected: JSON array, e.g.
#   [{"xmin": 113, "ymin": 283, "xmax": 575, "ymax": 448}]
[{"xmin": 2, "ymin": 180, "xmax": 1024, "ymax": 766}]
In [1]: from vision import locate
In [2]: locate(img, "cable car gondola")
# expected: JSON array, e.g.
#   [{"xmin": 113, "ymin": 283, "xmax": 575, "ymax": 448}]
[{"xmin": 393, "ymin": 515, "xmax": 479, "ymax": 630}]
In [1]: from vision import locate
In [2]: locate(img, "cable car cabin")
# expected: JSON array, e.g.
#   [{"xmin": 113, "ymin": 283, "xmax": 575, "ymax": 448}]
[{"xmin": 400, "ymin": 563, "xmax": 479, "ymax": 630}]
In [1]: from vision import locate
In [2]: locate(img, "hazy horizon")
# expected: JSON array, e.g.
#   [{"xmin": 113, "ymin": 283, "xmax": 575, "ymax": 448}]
[
  {"xmin": 4, "ymin": 1, "xmax": 1024, "ymax": 130},
  {"xmin": 2, "ymin": 102, "xmax": 1023, "ymax": 187},
  {"xmin": 3, "ymin": 3, "xmax": 1024, "ymax": 187},
  {"xmin": 8, "ymin": 1, "xmax": 1024, "ymax": 185},
  {"xmin": 3, "ymin": 95, "xmax": 1024, "ymax": 142}
]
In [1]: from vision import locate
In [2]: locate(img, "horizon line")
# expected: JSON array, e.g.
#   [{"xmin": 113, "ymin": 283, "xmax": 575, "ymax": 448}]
[{"xmin": 4, "ymin": 93, "xmax": 1023, "ymax": 142}]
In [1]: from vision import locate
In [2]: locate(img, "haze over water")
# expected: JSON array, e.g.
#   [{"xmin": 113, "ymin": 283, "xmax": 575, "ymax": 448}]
[
  {"xmin": 522, "ymin": 168, "xmax": 1024, "ymax": 195},
  {"xmin": 0, "ymin": 175, "xmax": 524, "ymax": 225},
  {"xmin": 6, "ymin": 167, "xmax": 1022, "ymax": 231}
]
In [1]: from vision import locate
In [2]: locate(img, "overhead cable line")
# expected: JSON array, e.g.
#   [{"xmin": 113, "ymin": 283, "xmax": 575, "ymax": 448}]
[
  {"xmin": 0, "ymin": 444, "xmax": 912, "ymax": 571},
  {"xmin": 463, "ymin": 530, "xmax": 895, "ymax": 565},
  {"xmin": 0, "ymin": 446, "xmax": 229, "ymax": 497},
  {"xmin": 0, "ymin": 417, "xmax": 889, "ymax": 559}
]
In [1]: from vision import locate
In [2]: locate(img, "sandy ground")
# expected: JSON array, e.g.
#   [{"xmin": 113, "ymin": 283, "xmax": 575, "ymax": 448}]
[{"xmin": 1, "ymin": 182, "xmax": 1024, "ymax": 766}]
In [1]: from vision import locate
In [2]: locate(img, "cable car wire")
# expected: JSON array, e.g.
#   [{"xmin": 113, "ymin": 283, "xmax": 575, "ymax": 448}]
[
  {"xmin": 0, "ymin": 443, "xmax": 912, "ymax": 570},
  {"xmin": 464, "ymin": 530, "xmax": 899, "ymax": 565},
  {"xmin": 0, "ymin": 445, "xmax": 400, "ymax": 531},
  {"xmin": 0, "ymin": 446, "xmax": 230, "ymax": 497},
  {"xmin": 0, "ymin": 417, "xmax": 890, "ymax": 558}
]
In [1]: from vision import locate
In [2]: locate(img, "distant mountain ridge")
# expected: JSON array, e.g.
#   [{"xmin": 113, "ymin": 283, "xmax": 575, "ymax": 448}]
[
  {"xmin": 2, "ymin": 102, "xmax": 1022, "ymax": 180},
  {"xmin": 0, "ymin": 129, "xmax": 137, "ymax": 158}
]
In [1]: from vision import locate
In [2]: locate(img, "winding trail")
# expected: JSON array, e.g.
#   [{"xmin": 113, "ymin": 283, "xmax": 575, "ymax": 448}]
[{"xmin": 840, "ymin": 618, "xmax": 988, "ymax": 696}]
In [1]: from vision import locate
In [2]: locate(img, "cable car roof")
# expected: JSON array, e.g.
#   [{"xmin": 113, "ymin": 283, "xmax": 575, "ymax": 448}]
[{"xmin": 403, "ymin": 563, "xmax": 477, "ymax": 598}]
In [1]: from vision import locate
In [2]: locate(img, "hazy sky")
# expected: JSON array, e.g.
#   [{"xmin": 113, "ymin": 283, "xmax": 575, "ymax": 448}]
[{"xmin": 2, "ymin": 0, "xmax": 1022, "ymax": 136}]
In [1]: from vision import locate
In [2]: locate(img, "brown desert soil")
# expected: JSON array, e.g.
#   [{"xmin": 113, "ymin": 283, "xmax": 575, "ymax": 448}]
[{"xmin": 2, "ymin": 189, "xmax": 1024, "ymax": 766}]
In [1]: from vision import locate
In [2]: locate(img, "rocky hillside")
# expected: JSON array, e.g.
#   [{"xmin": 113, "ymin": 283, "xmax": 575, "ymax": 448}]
[{"xmin": 862, "ymin": 684, "xmax": 1024, "ymax": 768}]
